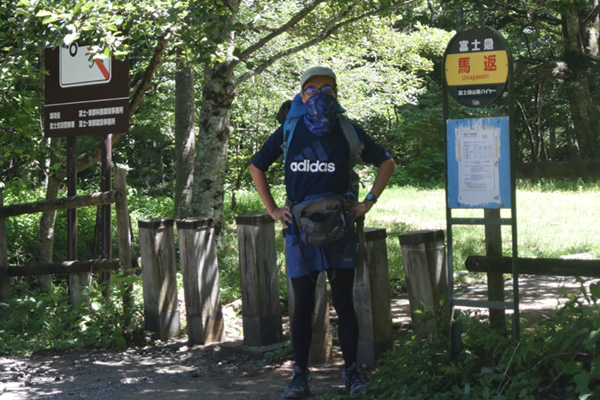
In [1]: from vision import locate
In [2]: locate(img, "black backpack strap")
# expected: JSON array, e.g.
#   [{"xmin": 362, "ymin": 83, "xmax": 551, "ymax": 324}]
[{"xmin": 339, "ymin": 115, "xmax": 364, "ymax": 167}]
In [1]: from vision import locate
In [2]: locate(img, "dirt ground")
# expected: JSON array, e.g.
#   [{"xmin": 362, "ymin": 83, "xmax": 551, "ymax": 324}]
[{"xmin": 0, "ymin": 275, "xmax": 595, "ymax": 400}]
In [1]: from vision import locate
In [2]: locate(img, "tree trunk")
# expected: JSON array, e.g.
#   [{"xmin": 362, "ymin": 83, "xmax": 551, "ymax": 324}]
[
  {"xmin": 38, "ymin": 137, "xmax": 62, "ymax": 290},
  {"xmin": 562, "ymin": 6, "xmax": 600, "ymax": 159},
  {"xmin": 174, "ymin": 66, "xmax": 196, "ymax": 219},
  {"xmin": 191, "ymin": 68, "xmax": 235, "ymax": 234}
]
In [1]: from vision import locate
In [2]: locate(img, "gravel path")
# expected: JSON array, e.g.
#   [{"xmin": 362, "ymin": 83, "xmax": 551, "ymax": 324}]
[{"xmin": 1, "ymin": 275, "xmax": 595, "ymax": 399}]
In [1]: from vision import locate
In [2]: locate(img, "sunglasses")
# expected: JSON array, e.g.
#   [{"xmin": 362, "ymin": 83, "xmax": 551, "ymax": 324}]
[{"xmin": 303, "ymin": 85, "xmax": 336, "ymax": 95}]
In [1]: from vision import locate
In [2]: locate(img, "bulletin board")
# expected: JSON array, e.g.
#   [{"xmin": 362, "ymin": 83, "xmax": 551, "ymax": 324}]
[{"xmin": 446, "ymin": 117, "xmax": 511, "ymax": 209}]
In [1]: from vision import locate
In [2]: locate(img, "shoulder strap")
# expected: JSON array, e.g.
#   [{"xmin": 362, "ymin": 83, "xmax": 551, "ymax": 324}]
[
  {"xmin": 281, "ymin": 118, "xmax": 299, "ymax": 163},
  {"xmin": 338, "ymin": 115, "xmax": 364, "ymax": 167},
  {"xmin": 282, "ymin": 115, "xmax": 364, "ymax": 165}
]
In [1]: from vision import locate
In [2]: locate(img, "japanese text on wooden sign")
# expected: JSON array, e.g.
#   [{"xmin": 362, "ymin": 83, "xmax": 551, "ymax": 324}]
[{"xmin": 44, "ymin": 43, "xmax": 129, "ymax": 137}]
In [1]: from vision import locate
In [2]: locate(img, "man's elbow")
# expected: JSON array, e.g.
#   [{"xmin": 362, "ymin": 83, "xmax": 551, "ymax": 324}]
[{"xmin": 383, "ymin": 157, "xmax": 397, "ymax": 171}]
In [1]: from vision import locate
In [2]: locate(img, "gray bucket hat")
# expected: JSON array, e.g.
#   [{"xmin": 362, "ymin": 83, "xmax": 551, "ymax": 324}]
[{"xmin": 300, "ymin": 66, "xmax": 336, "ymax": 89}]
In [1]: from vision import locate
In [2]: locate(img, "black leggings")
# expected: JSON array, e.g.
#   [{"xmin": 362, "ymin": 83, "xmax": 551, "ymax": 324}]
[{"xmin": 290, "ymin": 267, "xmax": 358, "ymax": 371}]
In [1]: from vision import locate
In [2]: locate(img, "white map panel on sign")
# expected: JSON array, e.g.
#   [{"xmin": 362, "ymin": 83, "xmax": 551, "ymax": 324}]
[
  {"xmin": 59, "ymin": 44, "xmax": 111, "ymax": 88},
  {"xmin": 455, "ymin": 119, "xmax": 501, "ymax": 206}
]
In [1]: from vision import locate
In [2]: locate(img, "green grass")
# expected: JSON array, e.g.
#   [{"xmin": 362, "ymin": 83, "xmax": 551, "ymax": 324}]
[{"xmin": 364, "ymin": 183, "xmax": 600, "ymax": 283}]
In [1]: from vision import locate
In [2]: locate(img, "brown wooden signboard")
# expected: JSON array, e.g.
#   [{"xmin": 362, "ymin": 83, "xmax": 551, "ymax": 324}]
[{"xmin": 44, "ymin": 43, "xmax": 129, "ymax": 137}]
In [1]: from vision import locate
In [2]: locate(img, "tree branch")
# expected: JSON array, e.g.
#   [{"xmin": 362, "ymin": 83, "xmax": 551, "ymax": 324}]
[
  {"xmin": 582, "ymin": 4, "xmax": 600, "ymax": 30},
  {"xmin": 129, "ymin": 36, "xmax": 169, "ymax": 120},
  {"xmin": 233, "ymin": 0, "xmax": 418, "ymax": 86},
  {"xmin": 485, "ymin": 0, "xmax": 562, "ymax": 35},
  {"xmin": 225, "ymin": 0, "xmax": 327, "ymax": 75}
]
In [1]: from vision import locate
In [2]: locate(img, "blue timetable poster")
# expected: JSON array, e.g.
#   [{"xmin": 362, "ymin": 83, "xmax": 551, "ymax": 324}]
[{"xmin": 447, "ymin": 117, "xmax": 511, "ymax": 208}]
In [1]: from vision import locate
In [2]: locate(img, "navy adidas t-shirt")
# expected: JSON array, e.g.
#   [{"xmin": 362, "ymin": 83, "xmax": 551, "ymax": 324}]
[
  {"xmin": 252, "ymin": 117, "xmax": 391, "ymax": 203},
  {"xmin": 252, "ymin": 116, "xmax": 392, "ymax": 278}
]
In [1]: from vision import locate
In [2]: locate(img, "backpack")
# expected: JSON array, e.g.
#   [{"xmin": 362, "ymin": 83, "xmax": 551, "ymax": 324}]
[{"xmin": 281, "ymin": 114, "xmax": 364, "ymax": 199}]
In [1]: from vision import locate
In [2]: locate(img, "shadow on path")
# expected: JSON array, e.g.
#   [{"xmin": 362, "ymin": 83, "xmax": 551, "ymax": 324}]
[{"xmin": 1, "ymin": 274, "xmax": 596, "ymax": 399}]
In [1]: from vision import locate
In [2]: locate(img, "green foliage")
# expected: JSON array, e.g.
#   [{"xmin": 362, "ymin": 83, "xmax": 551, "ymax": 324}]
[
  {"xmin": 0, "ymin": 272, "xmax": 144, "ymax": 355},
  {"xmin": 389, "ymin": 85, "xmax": 446, "ymax": 186},
  {"xmin": 113, "ymin": 125, "xmax": 176, "ymax": 196},
  {"xmin": 0, "ymin": 0, "xmax": 52, "ymax": 184},
  {"xmin": 3, "ymin": 182, "xmax": 44, "ymax": 265},
  {"xmin": 367, "ymin": 288, "xmax": 600, "ymax": 399}
]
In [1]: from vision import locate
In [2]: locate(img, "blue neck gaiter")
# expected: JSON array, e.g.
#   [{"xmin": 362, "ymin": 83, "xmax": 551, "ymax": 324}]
[{"xmin": 303, "ymin": 93, "xmax": 339, "ymax": 136}]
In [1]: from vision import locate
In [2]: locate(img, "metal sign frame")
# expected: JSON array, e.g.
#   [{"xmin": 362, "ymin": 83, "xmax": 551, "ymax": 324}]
[{"xmin": 442, "ymin": 25, "xmax": 520, "ymax": 344}]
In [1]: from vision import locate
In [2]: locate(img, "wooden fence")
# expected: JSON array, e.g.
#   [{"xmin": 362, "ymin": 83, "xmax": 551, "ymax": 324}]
[
  {"xmin": 466, "ymin": 256, "xmax": 600, "ymax": 277},
  {"xmin": 1, "ymin": 176, "xmax": 430, "ymax": 361},
  {"xmin": 0, "ymin": 168, "xmax": 133, "ymax": 305}
]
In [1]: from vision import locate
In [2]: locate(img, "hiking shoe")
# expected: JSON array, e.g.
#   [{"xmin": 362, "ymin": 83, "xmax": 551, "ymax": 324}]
[
  {"xmin": 343, "ymin": 363, "xmax": 369, "ymax": 396},
  {"xmin": 282, "ymin": 366, "xmax": 311, "ymax": 399}
]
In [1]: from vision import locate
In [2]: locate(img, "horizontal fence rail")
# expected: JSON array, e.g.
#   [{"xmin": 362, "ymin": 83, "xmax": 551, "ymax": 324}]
[
  {"xmin": 466, "ymin": 255, "xmax": 600, "ymax": 277},
  {"xmin": 1, "ymin": 168, "xmax": 133, "ymax": 307},
  {"xmin": 6, "ymin": 258, "xmax": 126, "ymax": 277},
  {"xmin": 0, "ymin": 190, "xmax": 123, "ymax": 218}
]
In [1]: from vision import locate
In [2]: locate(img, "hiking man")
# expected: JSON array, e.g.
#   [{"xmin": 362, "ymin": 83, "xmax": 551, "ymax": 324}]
[{"xmin": 250, "ymin": 66, "xmax": 396, "ymax": 398}]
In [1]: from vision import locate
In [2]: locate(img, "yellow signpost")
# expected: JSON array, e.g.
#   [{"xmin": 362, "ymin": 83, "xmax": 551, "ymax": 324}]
[
  {"xmin": 443, "ymin": 26, "xmax": 520, "ymax": 353},
  {"xmin": 445, "ymin": 50, "xmax": 509, "ymax": 86}
]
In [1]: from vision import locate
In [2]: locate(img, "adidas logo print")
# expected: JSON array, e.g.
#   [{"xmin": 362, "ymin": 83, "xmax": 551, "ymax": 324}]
[{"xmin": 290, "ymin": 160, "xmax": 336, "ymax": 173}]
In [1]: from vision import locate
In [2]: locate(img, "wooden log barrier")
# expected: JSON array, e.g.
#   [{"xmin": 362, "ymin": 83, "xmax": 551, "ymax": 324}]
[
  {"xmin": 399, "ymin": 230, "xmax": 448, "ymax": 340},
  {"xmin": 354, "ymin": 228, "xmax": 393, "ymax": 368},
  {"xmin": 283, "ymin": 227, "xmax": 332, "ymax": 362},
  {"xmin": 177, "ymin": 218, "xmax": 225, "ymax": 345},
  {"xmin": 7, "ymin": 259, "xmax": 121, "ymax": 276},
  {"xmin": 113, "ymin": 168, "xmax": 134, "ymax": 317},
  {"xmin": 0, "ymin": 190, "xmax": 123, "ymax": 218},
  {"xmin": 114, "ymin": 169, "xmax": 133, "ymax": 274},
  {"xmin": 286, "ymin": 264, "xmax": 332, "ymax": 363},
  {"xmin": 138, "ymin": 218, "xmax": 180, "ymax": 340},
  {"xmin": 466, "ymin": 256, "xmax": 600, "ymax": 277},
  {"xmin": 485, "ymin": 209, "xmax": 506, "ymax": 332},
  {"xmin": 235, "ymin": 213, "xmax": 283, "ymax": 347}
]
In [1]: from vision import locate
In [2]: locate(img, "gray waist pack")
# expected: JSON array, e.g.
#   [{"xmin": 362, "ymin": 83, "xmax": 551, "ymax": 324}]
[{"xmin": 291, "ymin": 195, "xmax": 352, "ymax": 246}]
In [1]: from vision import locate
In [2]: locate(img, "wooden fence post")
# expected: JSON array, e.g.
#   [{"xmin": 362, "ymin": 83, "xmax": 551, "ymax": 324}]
[
  {"xmin": 0, "ymin": 183, "xmax": 8, "ymax": 303},
  {"xmin": 354, "ymin": 228, "xmax": 393, "ymax": 368},
  {"xmin": 399, "ymin": 229, "xmax": 448, "ymax": 340},
  {"xmin": 235, "ymin": 213, "xmax": 282, "ymax": 347},
  {"xmin": 283, "ymin": 228, "xmax": 332, "ymax": 362},
  {"xmin": 485, "ymin": 209, "xmax": 506, "ymax": 332},
  {"xmin": 287, "ymin": 270, "xmax": 332, "ymax": 363},
  {"xmin": 113, "ymin": 168, "xmax": 133, "ymax": 319},
  {"xmin": 177, "ymin": 218, "xmax": 225, "ymax": 345},
  {"xmin": 138, "ymin": 218, "xmax": 180, "ymax": 340}
]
